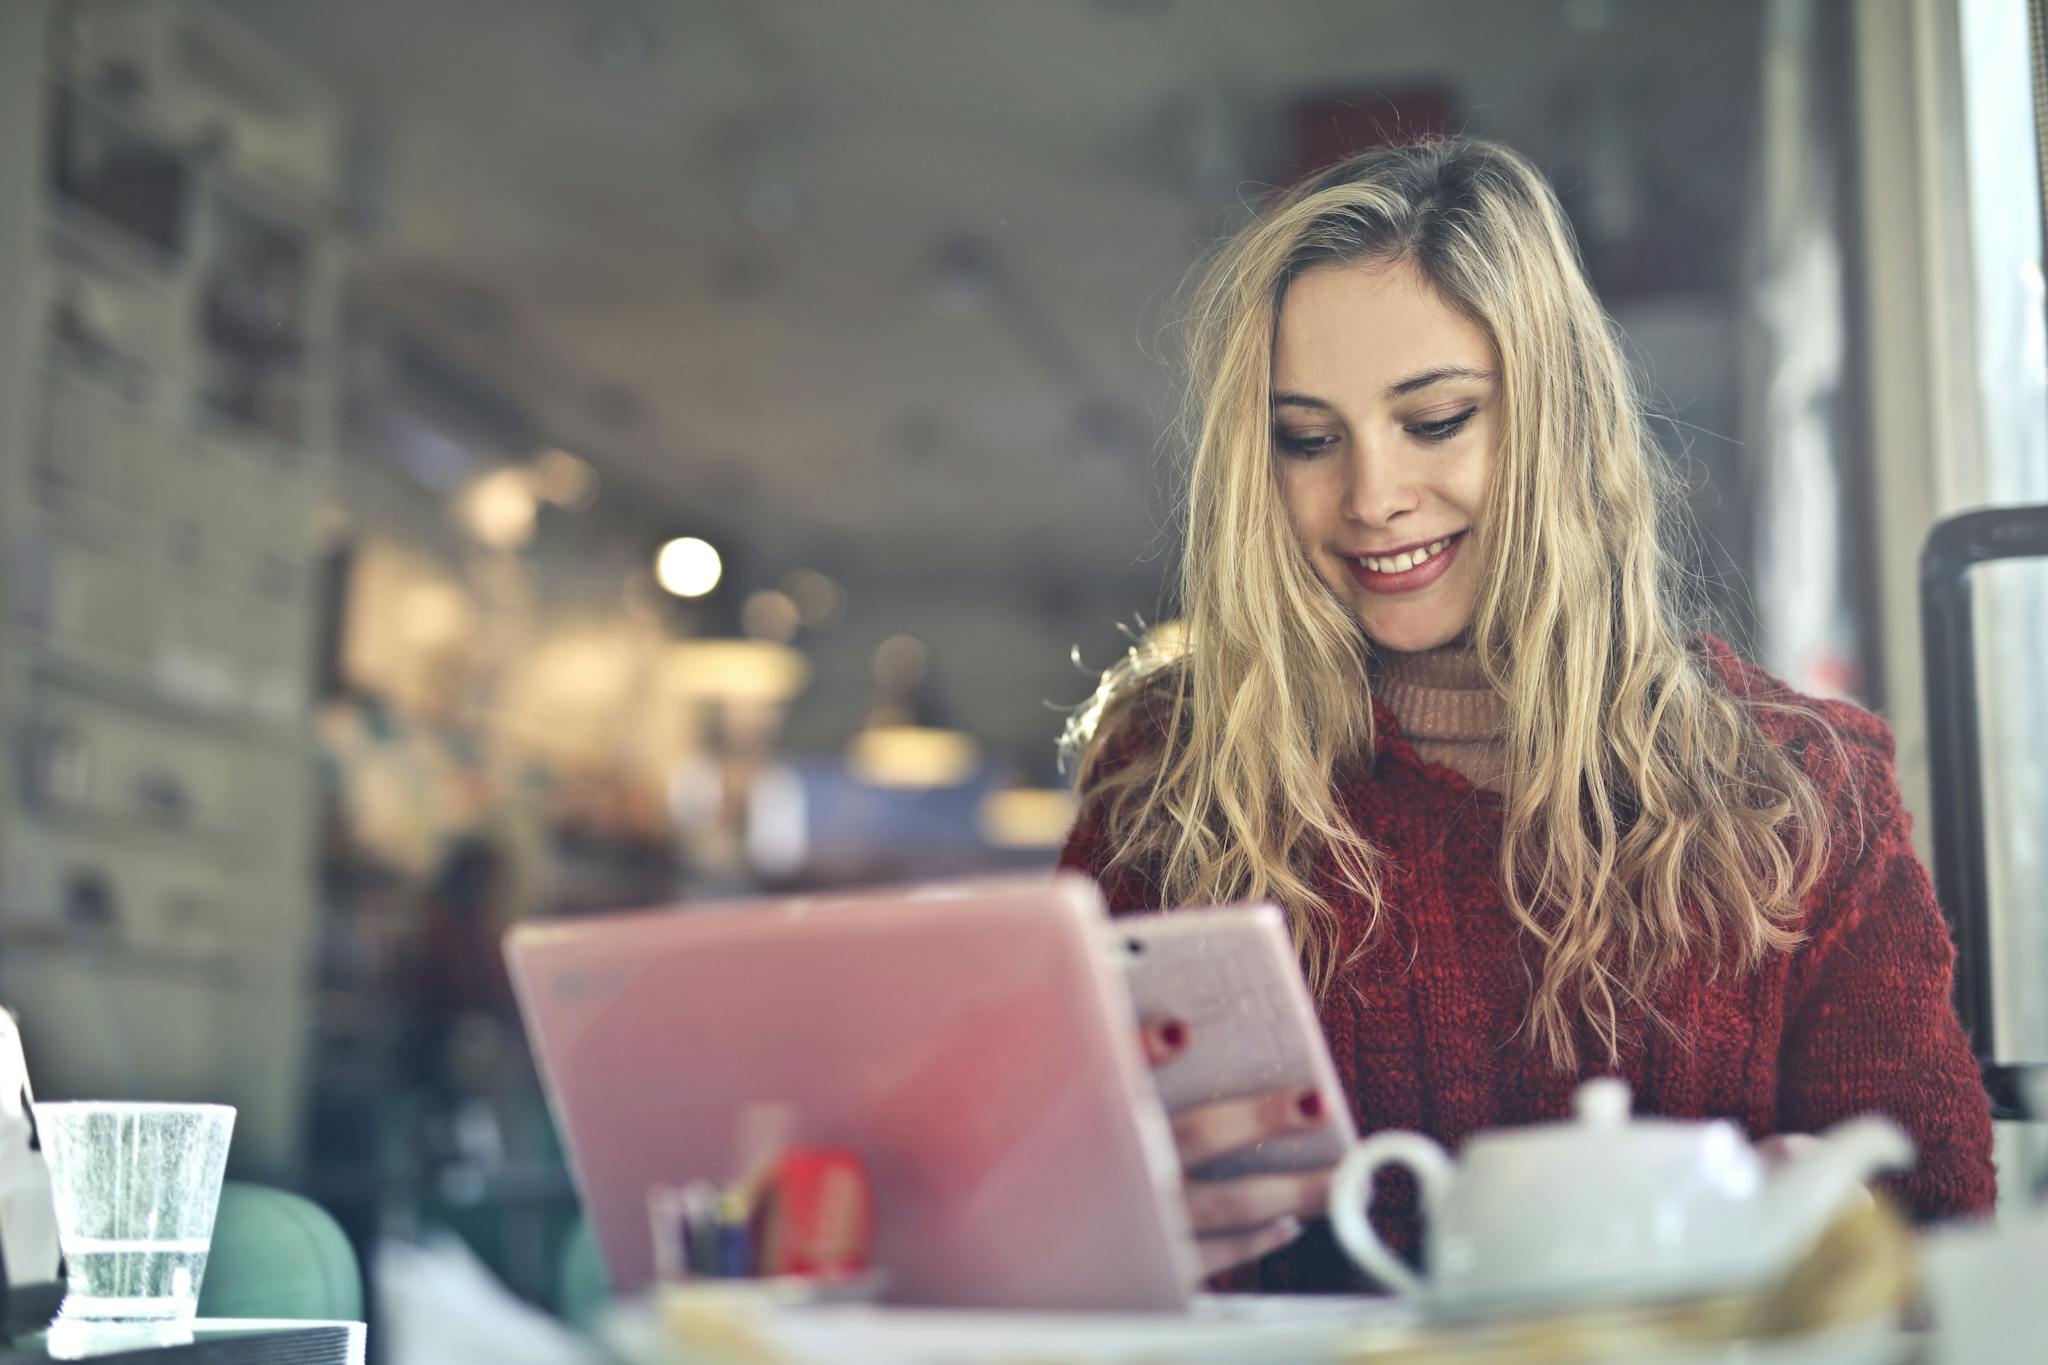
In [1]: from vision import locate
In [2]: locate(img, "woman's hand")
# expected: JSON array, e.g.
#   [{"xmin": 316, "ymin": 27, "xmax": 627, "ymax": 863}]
[
  {"xmin": 1758, "ymin": 1133, "xmax": 1820, "ymax": 1167},
  {"xmin": 1760, "ymin": 1132, "xmax": 1880, "ymax": 1221},
  {"xmin": 1139, "ymin": 1017, "xmax": 1338, "ymax": 1276}
]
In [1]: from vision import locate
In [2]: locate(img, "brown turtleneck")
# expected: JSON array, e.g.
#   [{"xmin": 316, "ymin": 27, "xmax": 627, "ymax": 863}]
[{"xmin": 1372, "ymin": 643, "xmax": 1511, "ymax": 793}]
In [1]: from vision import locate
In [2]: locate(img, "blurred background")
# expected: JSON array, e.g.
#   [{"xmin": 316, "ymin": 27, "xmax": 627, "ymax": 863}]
[{"xmin": 0, "ymin": 0, "xmax": 2041, "ymax": 1350}]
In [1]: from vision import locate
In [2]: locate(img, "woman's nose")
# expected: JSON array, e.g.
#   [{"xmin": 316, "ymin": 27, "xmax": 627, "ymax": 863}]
[{"xmin": 1342, "ymin": 446, "xmax": 1422, "ymax": 527}]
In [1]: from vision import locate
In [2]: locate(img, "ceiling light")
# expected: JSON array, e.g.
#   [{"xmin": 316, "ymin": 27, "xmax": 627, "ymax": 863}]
[
  {"xmin": 783, "ymin": 570, "xmax": 844, "ymax": 627},
  {"xmin": 455, "ymin": 468, "xmax": 538, "ymax": 550},
  {"xmin": 398, "ymin": 581, "xmax": 470, "ymax": 650},
  {"xmin": 979, "ymin": 788, "xmax": 1080, "ymax": 849},
  {"xmin": 657, "ymin": 537, "xmax": 722, "ymax": 598},
  {"xmin": 530, "ymin": 448, "xmax": 598, "ymax": 509},
  {"xmin": 663, "ymin": 640, "xmax": 809, "ymax": 703},
  {"xmin": 871, "ymin": 635, "xmax": 931, "ymax": 691},
  {"xmin": 846, "ymin": 726, "xmax": 981, "ymax": 790},
  {"xmin": 743, "ymin": 590, "xmax": 802, "ymax": 643}
]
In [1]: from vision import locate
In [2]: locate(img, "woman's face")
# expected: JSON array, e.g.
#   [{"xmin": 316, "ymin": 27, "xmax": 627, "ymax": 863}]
[{"xmin": 1270, "ymin": 259, "xmax": 1499, "ymax": 654}]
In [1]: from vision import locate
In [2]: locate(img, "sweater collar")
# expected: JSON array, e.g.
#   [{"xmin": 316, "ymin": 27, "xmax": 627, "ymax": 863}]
[{"xmin": 1372, "ymin": 642, "xmax": 1506, "ymax": 746}]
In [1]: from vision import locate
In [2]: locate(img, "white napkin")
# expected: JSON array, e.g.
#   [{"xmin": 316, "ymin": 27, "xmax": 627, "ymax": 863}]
[
  {"xmin": 375, "ymin": 1233, "xmax": 602, "ymax": 1365},
  {"xmin": 0, "ymin": 1010, "xmax": 64, "ymax": 1301}
]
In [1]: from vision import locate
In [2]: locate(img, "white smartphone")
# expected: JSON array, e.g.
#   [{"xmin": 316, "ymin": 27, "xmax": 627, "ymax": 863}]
[{"xmin": 1111, "ymin": 904, "xmax": 1356, "ymax": 1180}]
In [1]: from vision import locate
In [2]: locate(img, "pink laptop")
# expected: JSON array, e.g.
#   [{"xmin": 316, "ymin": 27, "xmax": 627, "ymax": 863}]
[{"xmin": 505, "ymin": 873, "xmax": 1201, "ymax": 1310}]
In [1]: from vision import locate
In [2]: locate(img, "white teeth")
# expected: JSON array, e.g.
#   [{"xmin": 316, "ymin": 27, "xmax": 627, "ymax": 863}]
[{"xmin": 1358, "ymin": 535, "xmax": 1454, "ymax": 575}]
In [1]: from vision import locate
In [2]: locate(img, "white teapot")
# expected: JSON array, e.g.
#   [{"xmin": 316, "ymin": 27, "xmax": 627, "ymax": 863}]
[{"xmin": 1328, "ymin": 1078, "xmax": 1913, "ymax": 1315}]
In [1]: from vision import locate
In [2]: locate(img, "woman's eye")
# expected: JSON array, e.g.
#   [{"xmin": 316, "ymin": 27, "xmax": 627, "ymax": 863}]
[
  {"xmin": 1409, "ymin": 405, "xmax": 1479, "ymax": 443},
  {"xmin": 1274, "ymin": 430, "xmax": 1338, "ymax": 458}
]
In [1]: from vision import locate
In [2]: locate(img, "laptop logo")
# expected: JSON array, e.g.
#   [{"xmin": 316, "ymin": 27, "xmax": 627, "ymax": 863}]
[{"xmin": 552, "ymin": 967, "xmax": 627, "ymax": 1003}]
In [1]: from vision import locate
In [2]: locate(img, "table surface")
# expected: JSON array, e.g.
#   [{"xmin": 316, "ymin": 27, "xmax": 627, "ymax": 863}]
[
  {"xmin": 601, "ymin": 1296, "xmax": 1920, "ymax": 1365},
  {"xmin": 3, "ymin": 1320, "xmax": 364, "ymax": 1365},
  {"xmin": 607, "ymin": 1295, "xmax": 1407, "ymax": 1365}
]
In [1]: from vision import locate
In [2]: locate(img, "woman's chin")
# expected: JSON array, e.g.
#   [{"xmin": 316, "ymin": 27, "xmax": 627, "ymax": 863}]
[{"xmin": 1361, "ymin": 612, "xmax": 1474, "ymax": 655}]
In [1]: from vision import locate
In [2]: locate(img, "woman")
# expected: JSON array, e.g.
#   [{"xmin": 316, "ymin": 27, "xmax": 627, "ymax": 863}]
[{"xmin": 1057, "ymin": 137, "xmax": 1996, "ymax": 1293}]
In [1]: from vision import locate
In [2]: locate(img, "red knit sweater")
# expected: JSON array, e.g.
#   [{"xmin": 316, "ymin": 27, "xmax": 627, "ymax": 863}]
[{"xmin": 1056, "ymin": 639, "xmax": 1997, "ymax": 1293}]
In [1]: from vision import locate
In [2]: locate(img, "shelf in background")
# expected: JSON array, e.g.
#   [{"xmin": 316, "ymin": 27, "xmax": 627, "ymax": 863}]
[
  {"xmin": 34, "ymin": 648, "xmax": 309, "ymax": 748},
  {"xmin": 30, "ymin": 802, "xmax": 248, "ymax": 866},
  {"xmin": 0, "ymin": 922, "xmax": 247, "ymax": 985},
  {"xmin": 44, "ymin": 195, "xmax": 183, "ymax": 284}
]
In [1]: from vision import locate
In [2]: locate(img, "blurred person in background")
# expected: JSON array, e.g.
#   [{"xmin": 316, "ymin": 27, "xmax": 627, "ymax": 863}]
[
  {"xmin": 402, "ymin": 837, "xmax": 525, "ymax": 1152},
  {"xmin": 1059, "ymin": 137, "xmax": 1995, "ymax": 1292}
]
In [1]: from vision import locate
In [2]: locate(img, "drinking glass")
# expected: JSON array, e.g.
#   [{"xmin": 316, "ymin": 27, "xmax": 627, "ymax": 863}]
[{"xmin": 33, "ymin": 1102, "xmax": 235, "ymax": 1326}]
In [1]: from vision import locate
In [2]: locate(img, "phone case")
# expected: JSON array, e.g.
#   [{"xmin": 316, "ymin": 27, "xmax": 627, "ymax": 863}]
[{"xmin": 1114, "ymin": 905, "xmax": 1356, "ymax": 1180}]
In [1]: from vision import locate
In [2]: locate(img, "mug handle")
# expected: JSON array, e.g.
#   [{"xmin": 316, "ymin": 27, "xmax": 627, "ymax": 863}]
[{"xmin": 1328, "ymin": 1131, "xmax": 1455, "ymax": 1296}]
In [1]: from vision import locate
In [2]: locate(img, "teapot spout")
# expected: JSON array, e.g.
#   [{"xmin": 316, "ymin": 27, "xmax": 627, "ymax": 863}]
[{"xmin": 1755, "ymin": 1116, "xmax": 1914, "ymax": 1274}]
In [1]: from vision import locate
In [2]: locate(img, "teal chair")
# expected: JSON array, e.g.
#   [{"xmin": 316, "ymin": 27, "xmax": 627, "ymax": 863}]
[
  {"xmin": 556, "ymin": 1215, "xmax": 611, "ymax": 1332},
  {"xmin": 196, "ymin": 1181, "xmax": 363, "ymax": 1322}
]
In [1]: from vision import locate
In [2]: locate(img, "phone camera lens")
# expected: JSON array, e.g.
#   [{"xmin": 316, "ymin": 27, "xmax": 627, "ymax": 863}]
[{"xmin": 1125, "ymin": 938, "xmax": 1145, "ymax": 955}]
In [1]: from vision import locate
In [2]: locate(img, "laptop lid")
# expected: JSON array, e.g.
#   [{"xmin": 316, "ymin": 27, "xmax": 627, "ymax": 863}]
[{"xmin": 506, "ymin": 874, "xmax": 1198, "ymax": 1311}]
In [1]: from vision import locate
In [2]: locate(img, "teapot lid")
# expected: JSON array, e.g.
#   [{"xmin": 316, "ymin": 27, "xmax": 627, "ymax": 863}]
[
  {"xmin": 1574, "ymin": 1077, "xmax": 1632, "ymax": 1128},
  {"xmin": 1468, "ymin": 1075, "xmax": 1742, "ymax": 1165}
]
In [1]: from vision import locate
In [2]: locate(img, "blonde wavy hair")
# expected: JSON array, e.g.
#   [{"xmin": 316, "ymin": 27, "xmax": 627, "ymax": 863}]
[{"xmin": 1063, "ymin": 137, "xmax": 1835, "ymax": 1069}]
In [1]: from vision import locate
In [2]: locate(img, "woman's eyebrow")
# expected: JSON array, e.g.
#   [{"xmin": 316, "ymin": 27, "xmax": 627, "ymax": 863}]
[
  {"xmin": 1384, "ymin": 366, "xmax": 1496, "ymax": 399},
  {"xmin": 1272, "ymin": 368, "xmax": 1497, "ymax": 413},
  {"xmin": 1271, "ymin": 392, "xmax": 1336, "ymax": 412}
]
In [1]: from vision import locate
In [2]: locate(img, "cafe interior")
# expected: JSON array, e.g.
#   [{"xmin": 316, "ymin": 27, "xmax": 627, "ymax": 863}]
[{"xmin": 0, "ymin": 0, "xmax": 2043, "ymax": 1361}]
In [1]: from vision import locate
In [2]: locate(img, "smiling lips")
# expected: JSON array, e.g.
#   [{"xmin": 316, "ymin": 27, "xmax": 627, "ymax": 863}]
[{"xmin": 1344, "ymin": 531, "xmax": 1466, "ymax": 594}]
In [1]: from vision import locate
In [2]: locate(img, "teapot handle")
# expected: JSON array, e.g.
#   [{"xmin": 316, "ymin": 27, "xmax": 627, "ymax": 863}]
[{"xmin": 1328, "ymin": 1131, "xmax": 1454, "ymax": 1297}]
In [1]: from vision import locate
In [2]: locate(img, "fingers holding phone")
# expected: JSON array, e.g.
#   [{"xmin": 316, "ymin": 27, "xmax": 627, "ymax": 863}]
[
  {"xmin": 1171, "ymin": 1085, "xmax": 1335, "ymax": 1174},
  {"xmin": 1138, "ymin": 1015, "xmax": 1189, "ymax": 1066},
  {"xmin": 1121, "ymin": 906, "xmax": 1358, "ymax": 1277},
  {"xmin": 1139, "ymin": 1013, "xmax": 1338, "ymax": 1271},
  {"xmin": 1193, "ymin": 1215, "xmax": 1307, "ymax": 1277}
]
